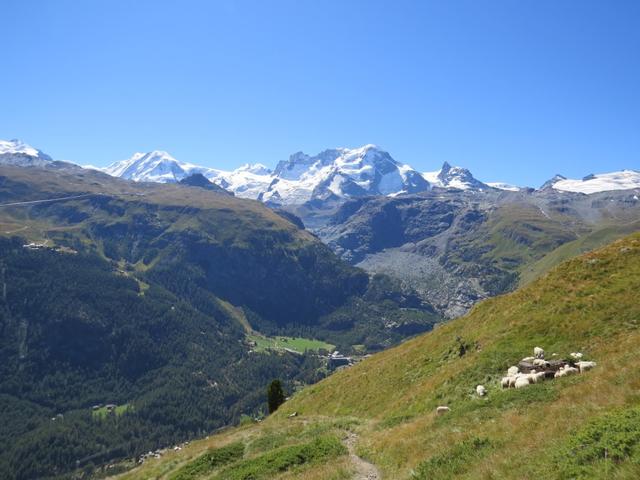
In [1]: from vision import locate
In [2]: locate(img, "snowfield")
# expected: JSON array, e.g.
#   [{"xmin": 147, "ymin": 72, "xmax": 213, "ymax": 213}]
[{"xmin": 552, "ymin": 170, "xmax": 640, "ymax": 194}]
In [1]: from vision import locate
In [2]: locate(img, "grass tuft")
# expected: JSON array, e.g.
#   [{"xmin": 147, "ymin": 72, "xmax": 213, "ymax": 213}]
[
  {"xmin": 168, "ymin": 442, "xmax": 244, "ymax": 480},
  {"xmin": 213, "ymin": 435, "xmax": 346, "ymax": 480}
]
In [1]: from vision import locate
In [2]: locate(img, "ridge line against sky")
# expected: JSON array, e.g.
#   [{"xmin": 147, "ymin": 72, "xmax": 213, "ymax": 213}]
[{"xmin": 1, "ymin": 0, "xmax": 639, "ymax": 186}]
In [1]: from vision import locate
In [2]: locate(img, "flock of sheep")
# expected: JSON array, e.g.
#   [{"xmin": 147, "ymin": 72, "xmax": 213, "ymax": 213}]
[
  {"xmin": 497, "ymin": 347, "xmax": 596, "ymax": 390},
  {"xmin": 436, "ymin": 347, "xmax": 597, "ymax": 415}
]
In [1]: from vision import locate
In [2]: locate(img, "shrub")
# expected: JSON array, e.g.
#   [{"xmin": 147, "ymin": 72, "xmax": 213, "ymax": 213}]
[{"xmin": 554, "ymin": 406, "xmax": 640, "ymax": 479}]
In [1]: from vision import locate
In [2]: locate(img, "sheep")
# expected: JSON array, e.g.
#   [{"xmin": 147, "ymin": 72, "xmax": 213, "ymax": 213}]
[
  {"xmin": 522, "ymin": 356, "xmax": 535, "ymax": 362},
  {"xmin": 554, "ymin": 368, "xmax": 567, "ymax": 378},
  {"xmin": 534, "ymin": 347, "xmax": 545, "ymax": 359},
  {"xmin": 507, "ymin": 366, "xmax": 519, "ymax": 376},
  {"xmin": 533, "ymin": 358, "xmax": 549, "ymax": 368},
  {"xmin": 515, "ymin": 376, "xmax": 531, "ymax": 389},
  {"xmin": 534, "ymin": 371, "xmax": 546, "ymax": 383},
  {"xmin": 436, "ymin": 406, "xmax": 450, "ymax": 415},
  {"xmin": 508, "ymin": 376, "xmax": 519, "ymax": 388},
  {"xmin": 576, "ymin": 361, "xmax": 596, "ymax": 373},
  {"xmin": 555, "ymin": 365, "xmax": 578, "ymax": 378},
  {"xmin": 476, "ymin": 385, "xmax": 487, "ymax": 396},
  {"xmin": 501, "ymin": 377, "xmax": 510, "ymax": 389},
  {"xmin": 570, "ymin": 352, "xmax": 583, "ymax": 360},
  {"xmin": 526, "ymin": 371, "xmax": 546, "ymax": 384}
]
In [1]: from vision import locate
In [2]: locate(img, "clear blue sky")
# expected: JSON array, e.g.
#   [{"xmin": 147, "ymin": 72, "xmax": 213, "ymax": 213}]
[{"xmin": 1, "ymin": 0, "xmax": 638, "ymax": 186}]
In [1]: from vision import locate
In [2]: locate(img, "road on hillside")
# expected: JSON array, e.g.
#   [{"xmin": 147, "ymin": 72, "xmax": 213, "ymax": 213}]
[{"xmin": 0, "ymin": 193, "xmax": 99, "ymax": 208}]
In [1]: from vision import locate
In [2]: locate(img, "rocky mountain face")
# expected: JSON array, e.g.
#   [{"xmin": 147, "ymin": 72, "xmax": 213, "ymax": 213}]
[
  {"xmin": 179, "ymin": 172, "xmax": 232, "ymax": 193},
  {"xmin": 317, "ymin": 187, "xmax": 640, "ymax": 318}
]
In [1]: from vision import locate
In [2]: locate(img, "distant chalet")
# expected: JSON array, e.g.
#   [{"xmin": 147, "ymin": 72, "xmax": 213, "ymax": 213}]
[{"xmin": 328, "ymin": 351, "xmax": 352, "ymax": 370}]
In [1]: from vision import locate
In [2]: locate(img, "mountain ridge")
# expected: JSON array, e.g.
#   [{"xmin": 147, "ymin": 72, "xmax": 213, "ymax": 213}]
[{"xmin": 4, "ymin": 139, "xmax": 639, "ymax": 200}]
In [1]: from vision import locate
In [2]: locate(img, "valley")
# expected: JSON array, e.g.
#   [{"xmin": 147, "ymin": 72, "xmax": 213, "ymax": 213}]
[
  {"xmin": 116, "ymin": 232, "xmax": 640, "ymax": 480},
  {"xmin": 0, "ymin": 162, "xmax": 437, "ymax": 479}
]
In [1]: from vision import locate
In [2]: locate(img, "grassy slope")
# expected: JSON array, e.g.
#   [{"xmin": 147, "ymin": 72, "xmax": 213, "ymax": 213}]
[
  {"xmin": 118, "ymin": 232, "xmax": 640, "ymax": 479},
  {"xmin": 519, "ymin": 219, "xmax": 640, "ymax": 285}
]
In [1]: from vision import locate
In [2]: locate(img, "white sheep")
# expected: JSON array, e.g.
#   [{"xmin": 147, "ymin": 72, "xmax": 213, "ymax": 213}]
[
  {"xmin": 576, "ymin": 361, "xmax": 596, "ymax": 373},
  {"xmin": 476, "ymin": 385, "xmax": 487, "ymax": 396},
  {"xmin": 570, "ymin": 352, "xmax": 583, "ymax": 360},
  {"xmin": 525, "ymin": 371, "xmax": 545, "ymax": 384},
  {"xmin": 534, "ymin": 347, "xmax": 545, "ymax": 359},
  {"xmin": 555, "ymin": 365, "xmax": 578, "ymax": 378},
  {"xmin": 501, "ymin": 377, "xmax": 511, "ymax": 389},
  {"xmin": 515, "ymin": 376, "xmax": 530, "ymax": 389},
  {"xmin": 533, "ymin": 358, "xmax": 549, "ymax": 367},
  {"xmin": 508, "ymin": 376, "xmax": 519, "ymax": 388},
  {"xmin": 522, "ymin": 356, "xmax": 535, "ymax": 362},
  {"xmin": 436, "ymin": 406, "xmax": 450, "ymax": 415},
  {"xmin": 507, "ymin": 366, "xmax": 519, "ymax": 376}
]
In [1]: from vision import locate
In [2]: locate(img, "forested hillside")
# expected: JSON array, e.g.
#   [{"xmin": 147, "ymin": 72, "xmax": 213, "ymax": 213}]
[
  {"xmin": 0, "ymin": 165, "xmax": 438, "ymax": 479},
  {"xmin": 0, "ymin": 237, "xmax": 325, "ymax": 479}
]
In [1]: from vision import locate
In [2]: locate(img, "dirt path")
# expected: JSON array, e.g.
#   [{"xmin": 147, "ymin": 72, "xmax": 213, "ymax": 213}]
[{"xmin": 343, "ymin": 432, "xmax": 381, "ymax": 480}]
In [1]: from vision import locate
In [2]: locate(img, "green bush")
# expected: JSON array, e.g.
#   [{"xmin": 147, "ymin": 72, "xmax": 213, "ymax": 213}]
[{"xmin": 554, "ymin": 406, "xmax": 640, "ymax": 479}]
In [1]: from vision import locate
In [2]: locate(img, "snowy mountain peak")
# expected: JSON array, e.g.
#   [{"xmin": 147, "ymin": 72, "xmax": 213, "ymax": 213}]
[
  {"xmin": 549, "ymin": 170, "xmax": 640, "ymax": 194},
  {"xmin": 265, "ymin": 145, "xmax": 430, "ymax": 204},
  {"xmin": 423, "ymin": 162, "xmax": 487, "ymax": 190},
  {"xmin": 539, "ymin": 174, "xmax": 567, "ymax": 190},
  {"xmin": 103, "ymin": 150, "xmax": 200, "ymax": 183},
  {"xmin": 0, "ymin": 139, "xmax": 53, "ymax": 166}
]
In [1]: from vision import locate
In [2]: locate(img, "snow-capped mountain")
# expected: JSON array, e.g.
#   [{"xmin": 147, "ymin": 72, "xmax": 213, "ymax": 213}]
[
  {"xmin": 259, "ymin": 145, "xmax": 430, "ymax": 204},
  {"xmin": 103, "ymin": 150, "xmax": 210, "ymax": 183},
  {"xmin": 0, "ymin": 139, "xmax": 53, "ymax": 167},
  {"xmin": 543, "ymin": 170, "xmax": 640, "ymax": 194},
  {"xmin": 423, "ymin": 162, "xmax": 488, "ymax": 190},
  {"xmin": 103, "ymin": 145, "xmax": 431, "ymax": 205},
  {"xmin": 213, "ymin": 163, "xmax": 273, "ymax": 199},
  {"xmin": 103, "ymin": 151, "xmax": 275, "ymax": 197},
  {"xmin": 5, "ymin": 138, "xmax": 636, "ymax": 202}
]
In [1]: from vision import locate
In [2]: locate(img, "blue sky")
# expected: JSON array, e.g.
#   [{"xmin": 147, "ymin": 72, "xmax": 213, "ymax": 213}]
[{"xmin": 1, "ymin": 0, "xmax": 638, "ymax": 186}]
